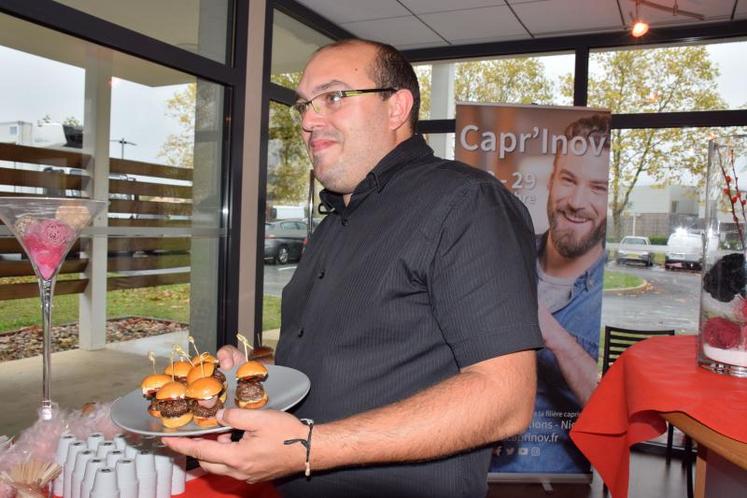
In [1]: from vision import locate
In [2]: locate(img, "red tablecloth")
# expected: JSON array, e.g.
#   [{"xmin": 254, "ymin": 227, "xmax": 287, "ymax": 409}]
[
  {"xmin": 570, "ymin": 335, "xmax": 747, "ymax": 498},
  {"xmin": 182, "ymin": 473, "xmax": 279, "ymax": 497}
]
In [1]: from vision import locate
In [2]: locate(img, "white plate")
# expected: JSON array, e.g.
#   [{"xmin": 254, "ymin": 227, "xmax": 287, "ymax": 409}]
[{"xmin": 111, "ymin": 364, "xmax": 310, "ymax": 437}]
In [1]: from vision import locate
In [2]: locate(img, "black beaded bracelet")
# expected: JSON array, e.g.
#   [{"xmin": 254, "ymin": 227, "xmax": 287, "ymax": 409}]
[{"xmin": 283, "ymin": 418, "xmax": 314, "ymax": 478}]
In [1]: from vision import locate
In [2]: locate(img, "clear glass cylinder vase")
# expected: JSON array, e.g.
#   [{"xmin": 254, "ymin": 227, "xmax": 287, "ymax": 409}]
[{"xmin": 700, "ymin": 135, "xmax": 747, "ymax": 377}]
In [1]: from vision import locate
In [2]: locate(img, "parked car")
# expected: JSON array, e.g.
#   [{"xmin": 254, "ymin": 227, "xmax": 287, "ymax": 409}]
[
  {"xmin": 264, "ymin": 219, "xmax": 307, "ymax": 265},
  {"xmin": 615, "ymin": 236, "xmax": 655, "ymax": 266},
  {"xmin": 664, "ymin": 231, "xmax": 703, "ymax": 271}
]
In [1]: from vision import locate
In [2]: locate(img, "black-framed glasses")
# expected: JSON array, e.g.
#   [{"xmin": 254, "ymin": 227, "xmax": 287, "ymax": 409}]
[{"xmin": 291, "ymin": 87, "xmax": 397, "ymax": 123}]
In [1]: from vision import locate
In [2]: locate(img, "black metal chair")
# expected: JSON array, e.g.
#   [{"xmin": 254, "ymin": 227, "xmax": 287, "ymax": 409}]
[{"xmin": 601, "ymin": 326, "xmax": 694, "ymax": 498}]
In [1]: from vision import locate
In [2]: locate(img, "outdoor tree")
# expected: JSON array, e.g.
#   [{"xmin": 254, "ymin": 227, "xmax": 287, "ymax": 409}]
[
  {"xmin": 267, "ymin": 73, "xmax": 309, "ymax": 207},
  {"xmin": 158, "ymin": 83, "xmax": 196, "ymax": 169},
  {"xmin": 561, "ymin": 46, "xmax": 727, "ymax": 240}
]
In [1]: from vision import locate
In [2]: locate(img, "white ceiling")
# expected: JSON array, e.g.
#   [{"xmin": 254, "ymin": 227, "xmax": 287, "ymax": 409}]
[{"xmin": 294, "ymin": 0, "xmax": 747, "ymax": 50}]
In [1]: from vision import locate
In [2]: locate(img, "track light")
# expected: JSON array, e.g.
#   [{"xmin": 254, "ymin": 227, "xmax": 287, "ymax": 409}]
[{"xmin": 631, "ymin": 0, "xmax": 649, "ymax": 38}]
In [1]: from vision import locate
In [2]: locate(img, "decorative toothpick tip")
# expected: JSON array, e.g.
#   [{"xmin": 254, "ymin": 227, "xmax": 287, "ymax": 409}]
[
  {"xmin": 237, "ymin": 333, "xmax": 253, "ymax": 362},
  {"xmin": 173, "ymin": 345, "xmax": 193, "ymax": 366},
  {"xmin": 188, "ymin": 335, "xmax": 201, "ymax": 359},
  {"xmin": 169, "ymin": 350, "xmax": 175, "ymax": 381},
  {"xmin": 147, "ymin": 351, "xmax": 157, "ymax": 374}
]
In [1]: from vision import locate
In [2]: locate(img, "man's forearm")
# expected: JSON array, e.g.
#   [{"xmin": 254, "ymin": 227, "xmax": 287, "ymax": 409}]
[
  {"xmin": 310, "ymin": 351, "xmax": 536, "ymax": 471},
  {"xmin": 545, "ymin": 332, "xmax": 598, "ymax": 406}
]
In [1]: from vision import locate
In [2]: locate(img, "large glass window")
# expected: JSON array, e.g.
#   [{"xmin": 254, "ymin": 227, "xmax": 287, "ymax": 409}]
[
  {"xmin": 589, "ymin": 40, "xmax": 747, "ymax": 113},
  {"xmin": 271, "ymin": 10, "xmax": 333, "ymax": 86},
  {"xmin": 52, "ymin": 0, "xmax": 232, "ymax": 63},
  {"xmin": 417, "ymin": 52, "xmax": 575, "ymax": 120},
  {"xmin": 0, "ymin": 13, "xmax": 226, "ymax": 436}
]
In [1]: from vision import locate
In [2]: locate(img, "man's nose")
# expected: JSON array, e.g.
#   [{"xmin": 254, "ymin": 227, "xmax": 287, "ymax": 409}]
[
  {"xmin": 566, "ymin": 185, "xmax": 588, "ymax": 210},
  {"xmin": 301, "ymin": 107, "xmax": 326, "ymax": 131}
]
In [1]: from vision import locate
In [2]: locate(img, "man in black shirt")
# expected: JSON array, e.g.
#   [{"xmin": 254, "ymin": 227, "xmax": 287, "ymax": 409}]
[{"xmin": 165, "ymin": 38, "xmax": 543, "ymax": 498}]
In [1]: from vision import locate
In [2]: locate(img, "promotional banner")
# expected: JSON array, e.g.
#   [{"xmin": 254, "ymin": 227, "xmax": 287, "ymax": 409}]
[{"xmin": 455, "ymin": 103, "xmax": 611, "ymax": 479}]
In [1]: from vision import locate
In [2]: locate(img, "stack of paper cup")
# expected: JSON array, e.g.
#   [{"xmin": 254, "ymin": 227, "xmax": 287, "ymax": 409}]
[
  {"xmin": 153, "ymin": 446, "xmax": 173, "ymax": 498},
  {"xmin": 63, "ymin": 441, "xmax": 86, "ymax": 498},
  {"xmin": 53, "ymin": 434, "xmax": 76, "ymax": 496},
  {"xmin": 123, "ymin": 439, "xmax": 140, "ymax": 459},
  {"xmin": 81, "ymin": 458, "xmax": 106, "ymax": 498},
  {"xmin": 113, "ymin": 433, "xmax": 128, "ymax": 451},
  {"xmin": 135, "ymin": 450, "xmax": 157, "ymax": 498},
  {"xmin": 91, "ymin": 467, "xmax": 119, "ymax": 498},
  {"xmin": 71, "ymin": 449, "xmax": 95, "ymax": 498},
  {"xmin": 116, "ymin": 459, "xmax": 139, "ymax": 498},
  {"xmin": 171, "ymin": 452, "xmax": 187, "ymax": 495},
  {"xmin": 86, "ymin": 433, "xmax": 104, "ymax": 452},
  {"xmin": 96, "ymin": 441, "xmax": 116, "ymax": 459},
  {"xmin": 107, "ymin": 450, "xmax": 124, "ymax": 468}
]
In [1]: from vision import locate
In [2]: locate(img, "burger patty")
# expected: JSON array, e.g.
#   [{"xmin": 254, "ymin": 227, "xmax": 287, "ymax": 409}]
[
  {"xmin": 190, "ymin": 398, "xmax": 224, "ymax": 418},
  {"xmin": 159, "ymin": 398, "xmax": 190, "ymax": 418},
  {"xmin": 236, "ymin": 380, "xmax": 265, "ymax": 401},
  {"xmin": 212, "ymin": 369, "xmax": 226, "ymax": 384}
]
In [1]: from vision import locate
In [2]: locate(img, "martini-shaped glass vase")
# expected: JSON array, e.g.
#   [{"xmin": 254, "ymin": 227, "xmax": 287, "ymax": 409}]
[{"xmin": 0, "ymin": 197, "xmax": 106, "ymax": 419}]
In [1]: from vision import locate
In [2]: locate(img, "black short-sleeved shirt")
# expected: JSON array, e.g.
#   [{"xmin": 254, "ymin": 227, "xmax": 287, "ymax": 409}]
[{"xmin": 275, "ymin": 135, "xmax": 543, "ymax": 498}]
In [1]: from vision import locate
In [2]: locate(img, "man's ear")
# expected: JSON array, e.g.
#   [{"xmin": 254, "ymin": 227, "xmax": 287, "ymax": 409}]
[{"xmin": 387, "ymin": 89, "xmax": 414, "ymax": 131}]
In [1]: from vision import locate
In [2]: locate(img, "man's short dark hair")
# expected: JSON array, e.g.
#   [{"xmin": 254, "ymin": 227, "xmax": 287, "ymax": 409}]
[
  {"xmin": 316, "ymin": 39, "xmax": 421, "ymax": 132},
  {"xmin": 553, "ymin": 113, "xmax": 611, "ymax": 170}
]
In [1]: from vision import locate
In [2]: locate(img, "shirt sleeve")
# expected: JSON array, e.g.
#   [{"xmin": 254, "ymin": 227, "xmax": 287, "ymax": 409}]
[{"xmin": 429, "ymin": 180, "xmax": 544, "ymax": 368}]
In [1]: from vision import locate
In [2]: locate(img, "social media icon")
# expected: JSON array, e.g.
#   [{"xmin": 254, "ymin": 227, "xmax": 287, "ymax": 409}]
[
  {"xmin": 518, "ymin": 447, "xmax": 529, "ymax": 456},
  {"xmin": 530, "ymin": 447, "xmax": 540, "ymax": 457}
]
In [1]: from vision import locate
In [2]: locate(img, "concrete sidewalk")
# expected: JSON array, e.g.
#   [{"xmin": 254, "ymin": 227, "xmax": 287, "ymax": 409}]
[{"xmin": 2, "ymin": 330, "xmax": 280, "ymax": 438}]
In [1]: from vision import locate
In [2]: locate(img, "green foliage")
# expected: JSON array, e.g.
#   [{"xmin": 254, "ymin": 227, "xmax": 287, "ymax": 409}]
[
  {"xmin": 158, "ymin": 83, "xmax": 196, "ymax": 168},
  {"xmin": 648, "ymin": 236, "xmax": 669, "ymax": 245},
  {"xmin": 603, "ymin": 271, "xmax": 644, "ymax": 290},
  {"xmin": 455, "ymin": 58, "xmax": 554, "ymax": 105},
  {"xmin": 560, "ymin": 46, "xmax": 727, "ymax": 240},
  {"xmin": 0, "ymin": 284, "xmax": 190, "ymax": 333},
  {"xmin": 262, "ymin": 294, "xmax": 281, "ymax": 331},
  {"xmin": 268, "ymin": 73, "xmax": 310, "ymax": 206}
]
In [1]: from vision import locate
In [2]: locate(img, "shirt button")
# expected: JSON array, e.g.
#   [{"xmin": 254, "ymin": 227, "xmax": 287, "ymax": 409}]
[
  {"xmin": 341, "ymin": 218, "xmax": 348, "ymax": 226},
  {"xmin": 297, "ymin": 328, "xmax": 304, "ymax": 338},
  {"xmin": 318, "ymin": 271, "xmax": 325, "ymax": 279}
]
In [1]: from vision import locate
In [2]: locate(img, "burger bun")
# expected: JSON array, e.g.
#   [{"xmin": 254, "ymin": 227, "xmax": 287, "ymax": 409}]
[
  {"xmin": 162, "ymin": 412, "xmax": 193, "ymax": 428},
  {"xmin": 236, "ymin": 361, "xmax": 268, "ymax": 381},
  {"xmin": 236, "ymin": 390, "xmax": 268, "ymax": 410}
]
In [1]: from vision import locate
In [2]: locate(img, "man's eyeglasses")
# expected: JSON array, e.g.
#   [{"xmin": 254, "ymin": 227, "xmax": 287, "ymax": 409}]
[{"xmin": 291, "ymin": 87, "xmax": 397, "ymax": 124}]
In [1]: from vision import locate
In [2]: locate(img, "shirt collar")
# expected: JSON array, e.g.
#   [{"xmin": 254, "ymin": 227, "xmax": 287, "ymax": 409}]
[{"xmin": 320, "ymin": 134, "xmax": 433, "ymax": 213}]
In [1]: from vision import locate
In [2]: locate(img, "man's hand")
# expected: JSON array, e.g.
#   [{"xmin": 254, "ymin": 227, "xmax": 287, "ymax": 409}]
[
  {"xmin": 537, "ymin": 303, "xmax": 599, "ymax": 406},
  {"xmin": 162, "ymin": 408, "xmax": 310, "ymax": 483},
  {"xmin": 217, "ymin": 345, "xmax": 246, "ymax": 370}
]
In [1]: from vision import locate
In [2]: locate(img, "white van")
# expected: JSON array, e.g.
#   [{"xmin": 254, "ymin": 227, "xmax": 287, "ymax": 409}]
[{"xmin": 664, "ymin": 231, "xmax": 703, "ymax": 270}]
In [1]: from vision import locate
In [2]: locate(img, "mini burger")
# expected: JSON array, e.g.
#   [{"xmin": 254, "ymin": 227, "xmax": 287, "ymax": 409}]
[
  {"xmin": 187, "ymin": 361, "xmax": 227, "ymax": 388},
  {"xmin": 156, "ymin": 381, "xmax": 193, "ymax": 428},
  {"xmin": 140, "ymin": 373, "xmax": 172, "ymax": 417},
  {"xmin": 163, "ymin": 361, "xmax": 191, "ymax": 384},
  {"xmin": 235, "ymin": 361, "xmax": 269, "ymax": 409},
  {"xmin": 186, "ymin": 377, "xmax": 224, "ymax": 427}
]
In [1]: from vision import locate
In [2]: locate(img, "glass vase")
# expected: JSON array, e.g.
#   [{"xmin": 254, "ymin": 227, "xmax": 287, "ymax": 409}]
[
  {"xmin": 700, "ymin": 136, "xmax": 747, "ymax": 377},
  {"xmin": 0, "ymin": 197, "xmax": 106, "ymax": 418}
]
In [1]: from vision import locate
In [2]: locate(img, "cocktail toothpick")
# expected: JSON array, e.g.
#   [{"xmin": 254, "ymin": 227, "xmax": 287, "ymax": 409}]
[
  {"xmin": 188, "ymin": 336, "xmax": 204, "ymax": 376},
  {"xmin": 147, "ymin": 351, "xmax": 157, "ymax": 374},
  {"xmin": 169, "ymin": 350, "xmax": 175, "ymax": 381},
  {"xmin": 237, "ymin": 333, "xmax": 253, "ymax": 361},
  {"xmin": 173, "ymin": 344, "xmax": 193, "ymax": 366}
]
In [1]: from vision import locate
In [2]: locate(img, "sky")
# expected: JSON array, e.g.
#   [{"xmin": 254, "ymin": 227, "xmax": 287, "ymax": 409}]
[{"xmin": 0, "ymin": 39, "xmax": 745, "ymax": 167}]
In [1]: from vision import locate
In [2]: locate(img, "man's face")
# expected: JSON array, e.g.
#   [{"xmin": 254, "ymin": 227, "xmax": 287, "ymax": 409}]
[
  {"xmin": 296, "ymin": 44, "xmax": 395, "ymax": 194},
  {"xmin": 547, "ymin": 151, "xmax": 608, "ymax": 259}
]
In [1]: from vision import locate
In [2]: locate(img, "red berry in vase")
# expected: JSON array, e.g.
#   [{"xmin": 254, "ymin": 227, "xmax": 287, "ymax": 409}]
[{"xmin": 703, "ymin": 317, "xmax": 741, "ymax": 349}]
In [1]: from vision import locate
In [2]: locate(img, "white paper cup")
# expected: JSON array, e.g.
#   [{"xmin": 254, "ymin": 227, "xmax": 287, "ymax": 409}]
[
  {"xmin": 91, "ymin": 467, "xmax": 119, "ymax": 498},
  {"xmin": 135, "ymin": 450, "xmax": 157, "ymax": 498},
  {"xmin": 123, "ymin": 440, "xmax": 140, "ymax": 459},
  {"xmin": 153, "ymin": 449, "xmax": 173, "ymax": 498},
  {"xmin": 86, "ymin": 433, "xmax": 104, "ymax": 451},
  {"xmin": 71, "ymin": 449, "xmax": 95, "ymax": 498},
  {"xmin": 106, "ymin": 450, "xmax": 124, "ymax": 468},
  {"xmin": 113, "ymin": 433, "xmax": 128, "ymax": 451},
  {"xmin": 53, "ymin": 434, "xmax": 76, "ymax": 496},
  {"xmin": 116, "ymin": 459, "xmax": 139, "ymax": 498},
  {"xmin": 64, "ymin": 441, "xmax": 86, "ymax": 498},
  {"xmin": 81, "ymin": 458, "xmax": 105, "ymax": 498},
  {"xmin": 95, "ymin": 441, "xmax": 116, "ymax": 459},
  {"xmin": 170, "ymin": 453, "xmax": 187, "ymax": 495}
]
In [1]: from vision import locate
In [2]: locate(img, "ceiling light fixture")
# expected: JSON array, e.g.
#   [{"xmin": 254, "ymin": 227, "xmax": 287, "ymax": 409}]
[
  {"xmin": 629, "ymin": 0, "xmax": 705, "ymax": 38},
  {"xmin": 631, "ymin": 0, "xmax": 650, "ymax": 38}
]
